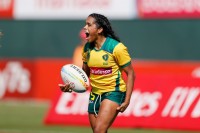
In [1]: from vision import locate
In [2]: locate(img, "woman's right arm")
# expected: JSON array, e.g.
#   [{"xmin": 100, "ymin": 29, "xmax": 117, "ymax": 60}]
[{"xmin": 82, "ymin": 63, "xmax": 90, "ymax": 77}]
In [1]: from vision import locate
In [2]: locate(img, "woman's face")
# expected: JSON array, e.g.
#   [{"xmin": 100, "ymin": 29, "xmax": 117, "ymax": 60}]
[{"xmin": 83, "ymin": 16, "xmax": 100, "ymax": 43}]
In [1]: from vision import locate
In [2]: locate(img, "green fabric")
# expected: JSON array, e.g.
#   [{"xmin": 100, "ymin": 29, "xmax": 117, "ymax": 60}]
[{"xmin": 88, "ymin": 91, "xmax": 125, "ymax": 114}]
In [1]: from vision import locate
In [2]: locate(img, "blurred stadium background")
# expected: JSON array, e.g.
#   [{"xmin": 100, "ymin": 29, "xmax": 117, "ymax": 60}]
[{"xmin": 0, "ymin": 0, "xmax": 200, "ymax": 133}]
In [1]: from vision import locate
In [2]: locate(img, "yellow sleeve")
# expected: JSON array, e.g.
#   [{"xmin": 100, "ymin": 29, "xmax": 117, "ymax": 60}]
[{"xmin": 113, "ymin": 43, "xmax": 131, "ymax": 68}]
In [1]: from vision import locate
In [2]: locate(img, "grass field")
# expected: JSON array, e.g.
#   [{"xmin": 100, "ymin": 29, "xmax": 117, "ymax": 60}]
[{"xmin": 0, "ymin": 99, "xmax": 199, "ymax": 133}]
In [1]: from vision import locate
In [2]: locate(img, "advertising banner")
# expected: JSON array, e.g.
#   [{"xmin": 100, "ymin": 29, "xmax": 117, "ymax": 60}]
[
  {"xmin": 3, "ymin": 0, "xmax": 200, "ymax": 20},
  {"xmin": 13, "ymin": 0, "xmax": 137, "ymax": 20},
  {"xmin": 138, "ymin": 0, "xmax": 200, "ymax": 19},
  {"xmin": 45, "ymin": 60, "xmax": 200, "ymax": 130},
  {"xmin": 0, "ymin": 0, "xmax": 13, "ymax": 19},
  {"xmin": 1, "ymin": 58, "xmax": 200, "ymax": 130},
  {"xmin": 0, "ymin": 59, "xmax": 71, "ymax": 100},
  {"xmin": 0, "ymin": 60, "xmax": 33, "ymax": 98}
]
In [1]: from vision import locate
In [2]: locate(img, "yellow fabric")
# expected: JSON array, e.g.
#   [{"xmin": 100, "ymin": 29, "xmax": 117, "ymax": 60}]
[{"xmin": 82, "ymin": 38, "xmax": 131, "ymax": 94}]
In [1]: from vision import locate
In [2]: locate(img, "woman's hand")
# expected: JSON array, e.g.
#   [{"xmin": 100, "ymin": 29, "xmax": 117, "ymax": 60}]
[
  {"xmin": 58, "ymin": 83, "xmax": 72, "ymax": 93},
  {"xmin": 116, "ymin": 101, "xmax": 129, "ymax": 113}
]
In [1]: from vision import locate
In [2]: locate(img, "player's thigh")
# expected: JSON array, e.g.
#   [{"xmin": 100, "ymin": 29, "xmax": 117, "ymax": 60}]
[{"xmin": 96, "ymin": 99, "xmax": 119, "ymax": 129}]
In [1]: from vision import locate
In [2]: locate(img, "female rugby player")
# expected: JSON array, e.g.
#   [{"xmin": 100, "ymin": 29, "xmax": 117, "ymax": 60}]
[{"xmin": 59, "ymin": 13, "xmax": 135, "ymax": 133}]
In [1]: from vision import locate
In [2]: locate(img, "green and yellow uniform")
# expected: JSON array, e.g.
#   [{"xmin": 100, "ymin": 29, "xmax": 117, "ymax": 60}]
[{"xmin": 82, "ymin": 37, "xmax": 132, "ymax": 114}]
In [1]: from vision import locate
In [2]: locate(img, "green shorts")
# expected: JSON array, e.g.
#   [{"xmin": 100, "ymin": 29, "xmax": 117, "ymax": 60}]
[{"xmin": 88, "ymin": 91, "xmax": 126, "ymax": 114}]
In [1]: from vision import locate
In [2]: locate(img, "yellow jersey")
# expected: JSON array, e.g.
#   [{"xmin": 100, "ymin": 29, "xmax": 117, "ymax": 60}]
[{"xmin": 82, "ymin": 37, "xmax": 131, "ymax": 94}]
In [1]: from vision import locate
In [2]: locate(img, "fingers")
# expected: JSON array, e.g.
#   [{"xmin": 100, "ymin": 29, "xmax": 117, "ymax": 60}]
[
  {"xmin": 58, "ymin": 84, "xmax": 65, "ymax": 87},
  {"xmin": 116, "ymin": 106, "xmax": 125, "ymax": 112},
  {"xmin": 117, "ymin": 103, "xmax": 128, "ymax": 113},
  {"xmin": 58, "ymin": 83, "xmax": 72, "ymax": 93}
]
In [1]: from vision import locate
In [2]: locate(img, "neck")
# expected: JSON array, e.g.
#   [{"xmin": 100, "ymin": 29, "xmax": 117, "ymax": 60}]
[{"xmin": 94, "ymin": 36, "xmax": 106, "ymax": 50}]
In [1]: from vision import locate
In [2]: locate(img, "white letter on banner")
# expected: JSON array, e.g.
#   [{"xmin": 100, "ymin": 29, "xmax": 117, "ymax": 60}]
[
  {"xmin": 161, "ymin": 87, "xmax": 200, "ymax": 117},
  {"xmin": 70, "ymin": 92, "xmax": 89, "ymax": 115},
  {"xmin": 192, "ymin": 98, "xmax": 200, "ymax": 118},
  {"xmin": 162, "ymin": 87, "xmax": 188, "ymax": 117},
  {"xmin": 55, "ymin": 93, "xmax": 74, "ymax": 114},
  {"xmin": 133, "ymin": 91, "xmax": 161, "ymax": 117},
  {"xmin": 120, "ymin": 90, "xmax": 161, "ymax": 117},
  {"xmin": 178, "ymin": 88, "xmax": 200, "ymax": 117},
  {"xmin": 55, "ymin": 92, "xmax": 89, "ymax": 115}
]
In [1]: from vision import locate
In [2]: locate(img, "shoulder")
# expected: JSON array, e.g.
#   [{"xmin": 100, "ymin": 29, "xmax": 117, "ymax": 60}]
[
  {"xmin": 114, "ymin": 43, "xmax": 127, "ymax": 52},
  {"xmin": 101, "ymin": 37, "xmax": 122, "ymax": 53}
]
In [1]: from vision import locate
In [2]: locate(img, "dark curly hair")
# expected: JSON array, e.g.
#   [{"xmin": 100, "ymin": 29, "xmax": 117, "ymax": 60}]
[{"xmin": 89, "ymin": 13, "xmax": 120, "ymax": 42}]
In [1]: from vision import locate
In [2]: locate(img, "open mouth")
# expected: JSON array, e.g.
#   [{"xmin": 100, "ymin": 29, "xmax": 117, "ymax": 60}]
[{"xmin": 85, "ymin": 32, "xmax": 89, "ymax": 38}]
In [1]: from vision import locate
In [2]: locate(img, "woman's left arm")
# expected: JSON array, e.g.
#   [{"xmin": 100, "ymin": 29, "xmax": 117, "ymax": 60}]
[{"xmin": 117, "ymin": 63, "xmax": 135, "ymax": 112}]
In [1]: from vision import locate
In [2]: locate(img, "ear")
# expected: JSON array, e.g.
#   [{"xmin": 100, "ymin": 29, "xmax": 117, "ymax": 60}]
[{"xmin": 97, "ymin": 27, "xmax": 103, "ymax": 34}]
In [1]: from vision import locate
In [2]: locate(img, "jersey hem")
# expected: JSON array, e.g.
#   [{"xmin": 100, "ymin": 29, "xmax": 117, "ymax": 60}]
[{"xmin": 121, "ymin": 61, "xmax": 131, "ymax": 68}]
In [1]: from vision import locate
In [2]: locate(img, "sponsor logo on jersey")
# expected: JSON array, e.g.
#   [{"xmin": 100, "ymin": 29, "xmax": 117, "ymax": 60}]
[
  {"xmin": 90, "ymin": 67, "xmax": 112, "ymax": 75},
  {"xmin": 102, "ymin": 54, "xmax": 109, "ymax": 65},
  {"xmin": 102, "ymin": 54, "xmax": 108, "ymax": 61}
]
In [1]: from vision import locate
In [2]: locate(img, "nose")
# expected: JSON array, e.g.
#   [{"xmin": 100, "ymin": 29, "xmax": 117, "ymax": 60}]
[{"xmin": 83, "ymin": 25, "xmax": 87, "ymax": 30}]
